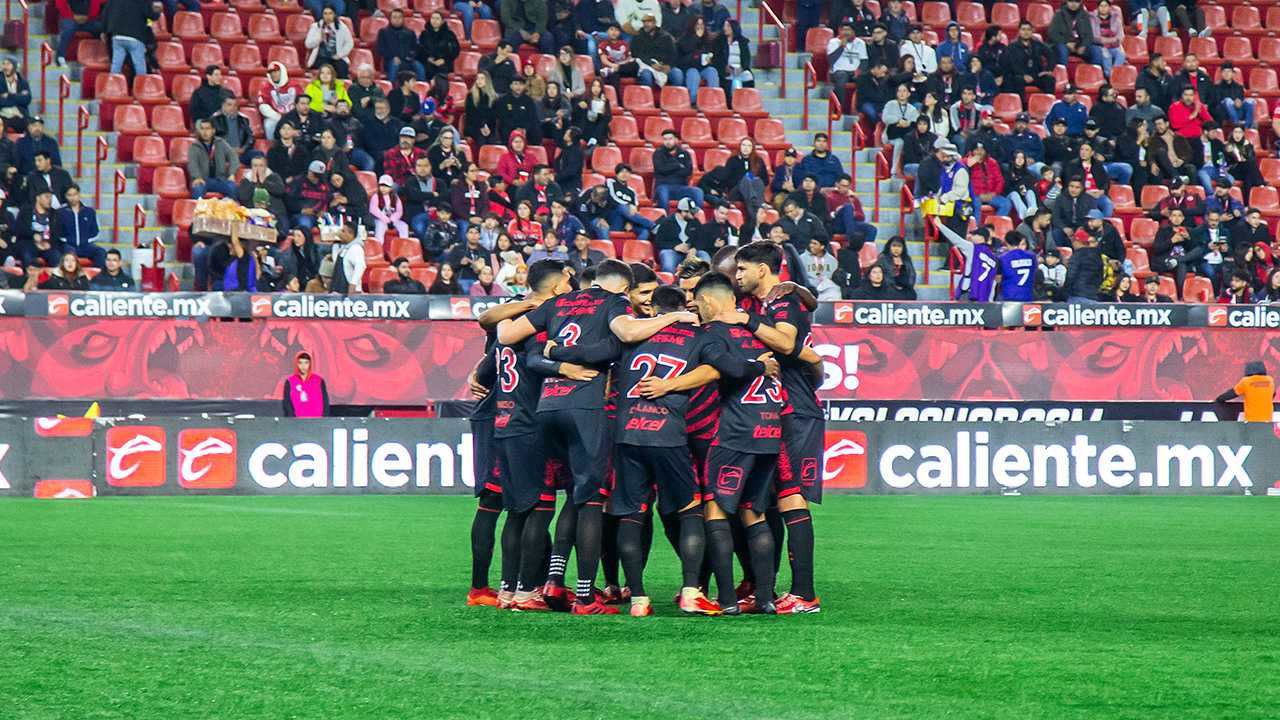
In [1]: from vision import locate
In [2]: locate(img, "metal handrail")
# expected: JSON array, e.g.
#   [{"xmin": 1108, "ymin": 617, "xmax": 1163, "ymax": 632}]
[
  {"xmin": 134, "ymin": 204, "xmax": 147, "ymax": 248},
  {"xmin": 112, "ymin": 170, "xmax": 126, "ymax": 243},
  {"xmin": 833, "ymin": 93, "xmax": 847, "ymax": 147},
  {"xmin": 899, "ymin": 184, "xmax": 913, "ymax": 240},
  {"xmin": 758, "ymin": 2, "xmax": 788, "ymax": 96},
  {"xmin": 802, "ymin": 61, "xmax": 816, "ymax": 130},
  {"xmin": 14, "ymin": 0, "xmax": 29, "ymax": 73},
  {"xmin": 58, "ymin": 75, "xmax": 71, "ymax": 144},
  {"xmin": 874, "ymin": 152, "xmax": 888, "ymax": 223},
  {"xmin": 76, "ymin": 105, "xmax": 90, "ymax": 176},
  {"xmin": 94, "ymin": 136, "xmax": 109, "ymax": 206},
  {"xmin": 922, "ymin": 213, "xmax": 938, "ymax": 285},
  {"xmin": 40, "ymin": 42, "xmax": 53, "ymax": 112}
]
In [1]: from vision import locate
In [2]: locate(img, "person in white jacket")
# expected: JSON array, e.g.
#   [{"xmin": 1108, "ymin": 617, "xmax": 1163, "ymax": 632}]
[
  {"xmin": 898, "ymin": 25, "xmax": 936, "ymax": 75},
  {"xmin": 305, "ymin": 7, "xmax": 355, "ymax": 79},
  {"xmin": 616, "ymin": 0, "xmax": 664, "ymax": 35}
]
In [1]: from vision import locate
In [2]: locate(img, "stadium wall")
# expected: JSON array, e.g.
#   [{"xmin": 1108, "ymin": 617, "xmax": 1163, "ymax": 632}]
[{"xmin": 6, "ymin": 418, "xmax": 1278, "ymax": 499}]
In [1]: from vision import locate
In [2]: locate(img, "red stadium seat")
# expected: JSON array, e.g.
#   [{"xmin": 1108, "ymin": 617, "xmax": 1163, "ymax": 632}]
[
  {"xmin": 660, "ymin": 86, "xmax": 695, "ymax": 120},
  {"xmin": 154, "ymin": 166, "xmax": 189, "ymax": 198},
  {"xmin": 1109, "ymin": 184, "xmax": 1136, "ymax": 211},
  {"xmin": 920, "ymin": 2, "xmax": 951, "ymax": 29},
  {"xmin": 471, "ymin": 19, "xmax": 501, "ymax": 51},
  {"xmin": 1129, "ymin": 218, "xmax": 1159, "ymax": 249},
  {"xmin": 190, "ymin": 43, "xmax": 225, "ymax": 70},
  {"xmin": 1183, "ymin": 276, "xmax": 1214, "ymax": 302},
  {"xmin": 414, "ymin": 0, "xmax": 446, "ymax": 14},
  {"xmin": 1260, "ymin": 158, "xmax": 1280, "ymax": 185},
  {"xmin": 1027, "ymin": 94, "xmax": 1055, "ymax": 121},
  {"xmin": 411, "ymin": 266, "xmax": 438, "ymax": 288},
  {"xmin": 1251, "ymin": 68, "xmax": 1280, "ymax": 95},
  {"xmin": 210, "ymin": 12, "xmax": 245, "ymax": 42},
  {"xmin": 1201, "ymin": 5, "xmax": 1226, "ymax": 34},
  {"xmin": 644, "ymin": 116, "xmax": 674, "ymax": 144},
  {"xmin": 151, "ymin": 104, "xmax": 189, "ymax": 137},
  {"xmin": 1258, "ymin": 38, "xmax": 1280, "ymax": 66},
  {"xmin": 172, "ymin": 198, "xmax": 197, "ymax": 229},
  {"xmin": 701, "ymin": 148, "xmax": 731, "ymax": 173},
  {"xmin": 1267, "ymin": 7, "xmax": 1280, "ymax": 31},
  {"xmin": 991, "ymin": 2, "xmax": 1020, "ymax": 31},
  {"xmin": 112, "ymin": 104, "xmax": 149, "ymax": 134},
  {"xmin": 78, "ymin": 39, "xmax": 111, "ymax": 69},
  {"xmin": 532, "ymin": 53, "xmax": 556, "ymax": 78},
  {"xmin": 266, "ymin": 45, "xmax": 301, "ymax": 70},
  {"xmin": 388, "ymin": 236, "xmax": 425, "ymax": 264},
  {"xmin": 682, "ymin": 117, "xmax": 717, "ymax": 148},
  {"xmin": 1187, "ymin": 37, "xmax": 1217, "ymax": 61},
  {"xmin": 365, "ymin": 267, "xmax": 398, "ymax": 294},
  {"xmin": 1074, "ymin": 64, "xmax": 1104, "ymax": 94},
  {"xmin": 624, "ymin": 85, "xmax": 658, "ymax": 116},
  {"xmin": 622, "ymin": 240, "xmax": 655, "ymax": 265},
  {"xmin": 1250, "ymin": 186, "xmax": 1280, "ymax": 212},
  {"xmin": 1110, "ymin": 65, "xmax": 1137, "ymax": 94},
  {"xmin": 590, "ymin": 240, "xmax": 617, "ymax": 259},
  {"xmin": 716, "ymin": 117, "xmax": 749, "ymax": 146},
  {"xmin": 477, "ymin": 145, "xmax": 504, "ymax": 174},
  {"xmin": 170, "ymin": 74, "xmax": 203, "ymax": 105},
  {"xmin": 1025, "ymin": 3, "xmax": 1053, "ymax": 32},
  {"xmin": 155, "ymin": 42, "xmax": 189, "ymax": 74},
  {"xmin": 364, "ymin": 237, "xmax": 388, "ymax": 267},
  {"xmin": 610, "ymin": 116, "xmax": 642, "ymax": 149},
  {"xmin": 1126, "ymin": 247, "xmax": 1150, "ymax": 275},
  {"xmin": 992, "ymin": 93, "xmax": 1022, "ymax": 122},
  {"xmin": 133, "ymin": 74, "xmax": 169, "ymax": 105},
  {"xmin": 628, "ymin": 147, "xmax": 654, "ymax": 177},
  {"xmin": 95, "ymin": 73, "xmax": 130, "ymax": 103},
  {"xmin": 248, "ymin": 13, "xmax": 285, "ymax": 44},
  {"xmin": 805, "ymin": 28, "xmax": 833, "ymax": 55},
  {"xmin": 732, "ymin": 88, "xmax": 768, "ymax": 118},
  {"xmin": 285, "ymin": 13, "xmax": 312, "ymax": 43},
  {"xmin": 457, "ymin": 51, "xmax": 481, "ymax": 80},
  {"xmin": 591, "ymin": 146, "xmax": 624, "ymax": 176},
  {"xmin": 1122, "ymin": 36, "xmax": 1147, "ymax": 66},
  {"xmin": 956, "ymin": 2, "xmax": 985, "ymax": 29},
  {"xmin": 1153, "ymin": 36, "xmax": 1182, "ymax": 64},
  {"xmin": 985, "ymin": 215, "xmax": 1013, "ymax": 238},
  {"xmin": 754, "ymin": 118, "xmax": 789, "ymax": 150},
  {"xmin": 697, "ymin": 87, "xmax": 731, "ymax": 118},
  {"xmin": 1233, "ymin": 6, "xmax": 1262, "ymax": 30},
  {"xmin": 1140, "ymin": 185, "xmax": 1170, "ymax": 209},
  {"xmin": 575, "ymin": 54, "xmax": 596, "ymax": 84},
  {"xmin": 360, "ymin": 16, "xmax": 389, "ymax": 45},
  {"xmin": 446, "ymin": 17, "xmax": 466, "ymax": 44},
  {"xmin": 168, "ymin": 136, "xmax": 195, "ymax": 165},
  {"xmin": 172, "ymin": 11, "xmax": 206, "ymax": 41},
  {"xmin": 230, "ymin": 43, "xmax": 266, "ymax": 76},
  {"xmin": 858, "ymin": 243, "xmax": 880, "ymax": 269}
]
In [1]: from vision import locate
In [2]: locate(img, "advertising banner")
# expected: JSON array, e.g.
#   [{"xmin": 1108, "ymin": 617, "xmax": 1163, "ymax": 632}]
[{"xmin": 4, "ymin": 418, "xmax": 1278, "ymax": 498}]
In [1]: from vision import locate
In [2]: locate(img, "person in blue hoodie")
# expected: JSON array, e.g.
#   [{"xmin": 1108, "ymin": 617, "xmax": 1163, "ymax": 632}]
[
  {"xmin": 796, "ymin": 133, "xmax": 845, "ymax": 194},
  {"xmin": 1044, "ymin": 83, "xmax": 1090, "ymax": 136},
  {"xmin": 55, "ymin": 185, "xmax": 106, "ymax": 268}
]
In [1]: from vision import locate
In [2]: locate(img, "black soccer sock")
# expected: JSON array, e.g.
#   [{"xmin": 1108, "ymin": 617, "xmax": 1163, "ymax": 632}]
[
  {"xmin": 765, "ymin": 505, "xmax": 785, "ymax": 575},
  {"xmin": 546, "ymin": 498, "xmax": 578, "ymax": 585},
  {"xmin": 470, "ymin": 491, "xmax": 504, "ymax": 590},
  {"xmin": 601, "ymin": 513, "xmax": 621, "ymax": 587},
  {"xmin": 677, "ymin": 507, "xmax": 706, "ymax": 589},
  {"xmin": 499, "ymin": 509, "xmax": 526, "ymax": 594},
  {"xmin": 574, "ymin": 498, "xmax": 605, "ymax": 603},
  {"xmin": 660, "ymin": 511, "xmax": 682, "ymax": 556},
  {"xmin": 729, "ymin": 514, "xmax": 755, "ymax": 585},
  {"xmin": 746, "ymin": 521, "xmax": 777, "ymax": 604},
  {"xmin": 705, "ymin": 518, "xmax": 737, "ymax": 607},
  {"xmin": 783, "ymin": 508, "xmax": 816, "ymax": 601},
  {"xmin": 641, "ymin": 510, "xmax": 655, "ymax": 564},
  {"xmin": 517, "ymin": 501, "xmax": 555, "ymax": 593},
  {"xmin": 616, "ymin": 512, "xmax": 647, "ymax": 598}
]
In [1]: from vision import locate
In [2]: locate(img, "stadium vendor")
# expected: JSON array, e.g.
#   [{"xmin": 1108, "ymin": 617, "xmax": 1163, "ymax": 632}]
[{"xmin": 1215, "ymin": 361, "xmax": 1275, "ymax": 422}]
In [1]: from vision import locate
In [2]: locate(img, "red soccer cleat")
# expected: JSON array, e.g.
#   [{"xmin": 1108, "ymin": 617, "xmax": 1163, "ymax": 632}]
[
  {"xmin": 678, "ymin": 590, "xmax": 722, "ymax": 616},
  {"xmin": 540, "ymin": 582, "xmax": 573, "ymax": 613},
  {"xmin": 513, "ymin": 595, "xmax": 552, "ymax": 612},
  {"xmin": 496, "ymin": 595, "xmax": 516, "ymax": 610},
  {"xmin": 467, "ymin": 587, "xmax": 499, "ymax": 607},
  {"xmin": 630, "ymin": 598, "xmax": 653, "ymax": 616},
  {"xmin": 737, "ymin": 593, "xmax": 758, "ymax": 614},
  {"xmin": 775, "ymin": 593, "xmax": 822, "ymax": 614},
  {"xmin": 571, "ymin": 600, "xmax": 621, "ymax": 615}
]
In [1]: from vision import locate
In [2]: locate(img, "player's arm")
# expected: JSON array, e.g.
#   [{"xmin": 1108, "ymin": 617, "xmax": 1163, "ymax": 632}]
[
  {"xmin": 526, "ymin": 339, "xmax": 600, "ymax": 381},
  {"xmin": 763, "ymin": 281, "xmax": 819, "ymax": 312},
  {"xmin": 637, "ymin": 364, "xmax": 721, "ymax": 399},
  {"xmin": 715, "ymin": 308, "xmax": 799, "ymax": 356},
  {"xmin": 543, "ymin": 337, "xmax": 620, "ymax": 365},
  {"xmin": 468, "ymin": 353, "xmax": 496, "ymax": 400},
  {"xmin": 477, "ymin": 299, "xmax": 539, "ymax": 330},
  {"xmin": 609, "ymin": 311, "xmax": 699, "ymax": 344},
  {"xmin": 497, "ymin": 315, "xmax": 538, "ymax": 345}
]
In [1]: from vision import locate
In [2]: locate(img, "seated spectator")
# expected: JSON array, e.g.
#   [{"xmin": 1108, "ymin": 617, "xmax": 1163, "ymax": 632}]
[
  {"xmin": 267, "ymin": 122, "xmax": 312, "ymax": 185},
  {"xmin": 966, "ymin": 56, "xmax": 998, "ymax": 107},
  {"xmin": 1213, "ymin": 63, "xmax": 1253, "ymax": 129},
  {"xmin": 1049, "ymin": 0, "xmax": 1103, "ymax": 68},
  {"xmin": 451, "ymin": 163, "xmax": 489, "ymax": 232},
  {"xmin": 839, "ymin": 0, "xmax": 876, "ymax": 36},
  {"xmin": 287, "ymin": 161, "xmax": 331, "ymax": 230},
  {"xmin": 15, "ymin": 189, "xmax": 62, "ymax": 268},
  {"xmin": 190, "ymin": 66, "xmax": 235, "ymax": 125},
  {"xmin": 188, "ymin": 120, "xmax": 240, "ymax": 200},
  {"xmin": 1149, "ymin": 177, "xmax": 1205, "ymax": 226},
  {"xmin": 403, "ymin": 156, "xmax": 439, "ymax": 239},
  {"xmin": 566, "ymin": 230, "xmax": 605, "ymax": 275},
  {"xmin": 548, "ymin": 46, "xmax": 587, "ymax": 99},
  {"xmin": 925, "ymin": 55, "xmax": 963, "ymax": 108},
  {"xmin": 1004, "ymin": 151, "xmax": 1040, "ymax": 219},
  {"xmin": 1206, "ymin": 177, "xmax": 1244, "ymax": 229},
  {"xmin": 512, "ymin": 165, "xmax": 563, "ymax": 220},
  {"xmin": 257, "ymin": 62, "xmax": 304, "ymax": 141},
  {"xmin": 1063, "ymin": 142, "xmax": 1114, "ymax": 217},
  {"xmin": 1109, "ymin": 274, "xmax": 1140, "ymax": 302},
  {"xmin": 305, "ymin": 256, "xmax": 334, "ymax": 293},
  {"xmin": 305, "ymin": 0, "xmax": 345, "ymax": 22},
  {"xmin": 572, "ymin": 79, "xmax": 612, "ymax": 147},
  {"xmin": 880, "ymin": 235, "xmax": 917, "ymax": 299},
  {"xmin": 490, "ymin": 174, "xmax": 515, "ymax": 217},
  {"xmin": 901, "ymin": 117, "xmax": 937, "ymax": 178},
  {"xmin": 715, "ymin": 19, "xmax": 753, "ymax": 103},
  {"xmin": 866, "ymin": 23, "xmax": 900, "ymax": 72},
  {"xmin": 495, "ymin": 130, "xmax": 539, "ymax": 185},
  {"xmin": 385, "ymin": 256, "xmax": 428, "ymax": 294},
  {"xmin": 479, "ymin": 42, "xmax": 519, "ymax": 96},
  {"xmin": 1061, "ymin": 230, "xmax": 1104, "ymax": 302},
  {"xmin": 423, "ymin": 206, "xmax": 461, "ymax": 259},
  {"xmin": 89, "ymin": 248, "xmax": 136, "ymax": 291},
  {"xmin": 428, "ymin": 261, "xmax": 465, "ymax": 294},
  {"xmin": 19, "ymin": 150, "xmax": 72, "ymax": 209},
  {"xmin": 280, "ymin": 227, "xmax": 325, "ymax": 288},
  {"xmin": 210, "ymin": 97, "xmax": 254, "ymax": 165},
  {"xmin": 653, "ymin": 131, "xmax": 702, "ymax": 211},
  {"xmin": 537, "ymin": 81, "xmax": 573, "ymax": 142},
  {"xmin": 237, "ymin": 155, "xmax": 289, "ymax": 227},
  {"xmin": 383, "ymin": 126, "xmax": 425, "ymax": 188},
  {"xmin": 543, "ymin": 198, "xmax": 585, "ymax": 246},
  {"xmin": 1197, "ymin": 209, "xmax": 1231, "ymax": 293},
  {"xmin": 950, "ymin": 88, "xmax": 989, "ymax": 146},
  {"xmin": 378, "ymin": 9, "xmax": 424, "ymax": 82},
  {"xmin": 788, "ymin": 175, "xmax": 826, "ymax": 220},
  {"xmin": 470, "ymin": 263, "xmax": 508, "ymax": 295},
  {"xmin": 662, "ymin": 0, "xmax": 693, "ymax": 35},
  {"xmin": 966, "ymin": 141, "xmax": 1008, "ymax": 217},
  {"xmin": 454, "ymin": 0, "xmax": 494, "ymax": 37},
  {"xmin": 770, "ymin": 147, "xmax": 802, "ymax": 207},
  {"xmin": 851, "ymin": 263, "xmax": 900, "ymax": 299},
  {"xmin": 305, "ymin": 7, "xmax": 354, "ymax": 79},
  {"xmin": 575, "ymin": 183, "xmax": 617, "ymax": 239},
  {"xmin": 826, "ymin": 24, "xmax": 865, "ymax": 113},
  {"xmin": 694, "ymin": 200, "xmax": 737, "ymax": 251},
  {"xmin": 348, "ymin": 65, "xmax": 388, "ymax": 124},
  {"xmin": 778, "ymin": 198, "xmax": 829, "ymax": 252},
  {"xmin": 899, "ymin": 25, "xmax": 935, "ymax": 76},
  {"xmin": 38, "ymin": 251, "xmax": 90, "ymax": 290},
  {"xmin": 500, "ymin": 0, "xmax": 555, "ymax": 53},
  {"xmin": 497, "ymin": 76, "xmax": 541, "ymax": 145},
  {"xmin": 463, "ymin": 72, "xmax": 500, "ymax": 149},
  {"xmin": 675, "ymin": 18, "xmax": 719, "ymax": 106},
  {"xmin": 1195, "ymin": 121, "xmax": 1231, "ymax": 195},
  {"xmin": 528, "ymin": 229, "xmax": 571, "ymax": 262},
  {"xmin": 1170, "ymin": 0, "xmax": 1208, "ymax": 38},
  {"xmin": 253, "ymin": 242, "xmax": 287, "ymax": 292},
  {"xmin": 653, "ymin": 197, "xmax": 703, "ymax": 272},
  {"xmin": 1092, "ymin": 0, "xmax": 1125, "ymax": 78},
  {"xmin": 305, "ymin": 64, "xmax": 352, "ymax": 116},
  {"xmin": 1152, "ymin": 208, "xmax": 1203, "ymax": 300},
  {"xmin": 278, "ymin": 95, "xmax": 325, "ymax": 148},
  {"xmin": 1220, "ymin": 269, "xmax": 1256, "ymax": 304},
  {"xmin": 1044, "ymin": 118, "xmax": 1079, "ymax": 175},
  {"xmin": 631, "ymin": 13, "xmax": 680, "ymax": 88},
  {"xmin": 1224, "ymin": 126, "xmax": 1264, "ymax": 204},
  {"xmin": 418, "ymin": 10, "xmax": 461, "ymax": 77},
  {"xmin": 56, "ymin": 184, "xmax": 104, "ymax": 268},
  {"xmin": 508, "ymin": 200, "xmax": 544, "ymax": 249},
  {"xmin": 446, "ymin": 226, "xmax": 490, "ymax": 287},
  {"xmin": 828, "ymin": 175, "xmax": 876, "ymax": 245},
  {"xmin": 1052, "ymin": 177, "xmax": 1096, "ymax": 250},
  {"xmin": 54, "ymin": 0, "xmax": 102, "ymax": 66},
  {"xmin": 936, "ymin": 22, "xmax": 969, "ymax": 68},
  {"xmin": 801, "ymin": 236, "xmax": 840, "ymax": 300},
  {"xmin": 499, "ymin": 260, "xmax": 530, "ymax": 294},
  {"xmin": 606, "ymin": 164, "xmax": 654, "ymax": 239},
  {"xmin": 15, "ymin": 116, "xmax": 58, "ymax": 177},
  {"xmin": 856, "ymin": 61, "xmax": 892, "ymax": 123},
  {"xmin": 1037, "ymin": 248, "xmax": 1066, "ymax": 299},
  {"xmin": 1139, "ymin": 273, "xmax": 1175, "ymax": 303},
  {"xmin": 598, "ymin": 23, "xmax": 640, "ymax": 92},
  {"xmin": 1169, "ymin": 85, "xmax": 1211, "ymax": 156},
  {"xmin": 370, "ymin": 175, "xmax": 408, "ymax": 242},
  {"xmin": 1005, "ymin": 21, "xmax": 1056, "ymax": 97},
  {"xmin": 322, "ymin": 170, "xmax": 370, "ymax": 229},
  {"xmin": 361, "ymin": 100, "xmax": 406, "ymax": 173},
  {"xmin": 974, "ymin": 26, "xmax": 1007, "ymax": 90},
  {"xmin": 554, "ymin": 126, "xmax": 585, "ymax": 193},
  {"xmin": 1150, "ymin": 115, "xmax": 1195, "ymax": 186}
]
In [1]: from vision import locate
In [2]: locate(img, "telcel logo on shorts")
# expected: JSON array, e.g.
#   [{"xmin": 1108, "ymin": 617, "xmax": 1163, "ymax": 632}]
[
  {"xmin": 251, "ymin": 295, "xmax": 273, "ymax": 317},
  {"xmin": 823, "ymin": 430, "xmax": 867, "ymax": 488},
  {"xmin": 178, "ymin": 429, "xmax": 237, "ymax": 488},
  {"xmin": 105, "ymin": 426, "xmax": 166, "ymax": 486}
]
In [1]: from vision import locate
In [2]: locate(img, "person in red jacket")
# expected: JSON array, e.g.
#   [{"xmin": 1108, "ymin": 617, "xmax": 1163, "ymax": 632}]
[
  {"xmin": 494, "ymin": 130, "xmax": 539, "ymax": 185},
  {"xmin": 1168, "ymin": 85, "xmax": 1212, "ymax": 163},
  {"xmin": 827, "ymin": 174, "xmax": 878, "ymax": 245},
  {"xmin": 282, "ymin": 352, "xmax": 330, "ymax": 417},
  {"xmin": 966, "ymin": 141, "xmax": 1008, "ymax": 217},
  {"xmin": 55, "ymin": 0, "xmax": 102, "ymax": 65}
]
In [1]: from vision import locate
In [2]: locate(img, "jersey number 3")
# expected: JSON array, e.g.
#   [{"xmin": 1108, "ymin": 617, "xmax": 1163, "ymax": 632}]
[
  {"xmin": 498, "ymin": 347, "xmax": 519, "ymax": 393},
  {"xmin": 626, "ymin": 353, "xmax": 688, "ymax": 398}
]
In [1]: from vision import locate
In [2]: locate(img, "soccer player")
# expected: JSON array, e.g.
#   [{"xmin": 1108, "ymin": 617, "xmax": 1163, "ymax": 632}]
[
  {"xmin": 486, "ymin": 260, "xmax": 581, "ymax": 610},
  {"xmin": 611, "ymin": 285, "xmax": 737, "ymax": 616},
  {"xmin": 721, "ymin": 241, "xmax": 824, "ymax": 614},
  {"xmin": 498, "ymin": 259, "xmax": 698, "ymax": 614}
]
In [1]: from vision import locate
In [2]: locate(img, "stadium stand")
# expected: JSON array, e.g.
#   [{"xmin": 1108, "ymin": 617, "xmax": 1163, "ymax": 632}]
[{"xmin": 2, "ymin": 0, "xmax": 1275, "ymax": 302}]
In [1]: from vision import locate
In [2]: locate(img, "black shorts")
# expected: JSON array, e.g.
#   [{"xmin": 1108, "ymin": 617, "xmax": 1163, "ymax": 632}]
[
  {"xmin": 470, "ymin": 418, "xmax": 500, "ymax": 497},
  {"xmin": 539, "ymin": 407, "xmax": 609, "ymax": 505},
  {"xmin": 611, "ymin": 444, "xmax": 699, "ymax": 517},
  {"xmin": 496, "ymin": 434, "xmax": 553, "ymax": 512},
  {"xmin": 689, "ymin": 435, "xmax": 713, "ymax": 501},
  {"xmin": 706, "ymin": 445, "xmax": 778, "ymax": 515},
  {"xmin": 778, "ymin": 414, "xmax": 825, "ymax": 504}
]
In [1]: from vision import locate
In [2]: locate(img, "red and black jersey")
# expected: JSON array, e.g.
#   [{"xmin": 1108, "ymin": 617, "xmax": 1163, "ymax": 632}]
[
  {"xmin": 492, "ymin": 330, "xmax": 544, "ymax": 440},
  {"xmin": 705, "ymin": 321, "xmax": 783, "ymax": 454},
  {"xmin": 529, "ymin": 286, "xmax": 632, "ymax": 411},
  {"xmin": 614, "ymin": 322, "xmax": 707, "ymax": 447},
  {"xmin": 740, "ymin": 291, "xmax": 821, "ymax": 420},
  {"xmin": 686, "ymin": 384, "xmax": 719, "ymax": 441}
]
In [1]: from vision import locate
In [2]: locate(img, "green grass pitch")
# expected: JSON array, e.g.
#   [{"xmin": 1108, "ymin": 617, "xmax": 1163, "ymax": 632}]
[{"xmin": 3, "ymin": 495, "xmax": 1280, "ymax": 719}]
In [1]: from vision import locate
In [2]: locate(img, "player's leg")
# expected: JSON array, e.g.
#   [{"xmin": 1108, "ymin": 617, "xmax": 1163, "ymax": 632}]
[
  {"xmin": 739, "ymin": 454, "xmax": 782, "ymax": 614},
  {"xmin": 653, "ymin": 446, "xmax": 718, "ymax": 614},
  {"xmin": 776, "ymin": 493, "xmax": 818, "ymax": 612},
  {"xmin": 499, "ymin": 435, "xmax": 556, "ymax": 611},
  {"xmin": 776, "ymin": 416, "xmax": 824, "ymax": 613},
  {"xmin": 600, "ymin": 513, "xmax": 623, "ymax": 601},
  {"xmin": 705, "ymin": 446, "xmax": 750, "ymax": 613},
  {"xmin": 542, "ymin": 493, "xmax": 577, "ymax": 610},
  {"xmin": 468, "ymin": 488, "xmax": 504, "ymax": 605},
  {"xmin": 514, "ymin": 500, "xmax": 557, "ymax": 610},
  {"xmin": 498, "ymin": 509, "xmax": 524, "ymax": 608},
  {"xmin": 563, "ymin": 409, "xmax": 616, "ymax": 615},
  {"xmin": 611, "ymin": 445, "xmax": 652, "ymax": 615}
]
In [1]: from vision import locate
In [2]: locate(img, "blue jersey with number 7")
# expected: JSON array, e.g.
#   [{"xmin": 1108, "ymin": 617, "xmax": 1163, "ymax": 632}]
[{"xmin": 1000, "ymin": 248, "xmax": 1038, "ymax": 301}]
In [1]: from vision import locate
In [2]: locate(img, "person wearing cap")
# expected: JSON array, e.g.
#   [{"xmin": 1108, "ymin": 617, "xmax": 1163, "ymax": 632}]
[
  {"xmin": 1063, "ymin": 141, "xmax": 1114, "ymax": 217},
  {"xmin": 1149, "ymin": 176, "xmax": 1206, "ymax": 229},
  {"xmin": 1005, "ymin": 21, "xmax": 1056, "ymax": 97},
  {"xmin": 1139, "ymin": 274, "xmax": 1174, "ymax": 303},
  {"xmin": 771, "ymin": 147, "xmax": 802, "ymax": 203},
  {"xmin": 796, "ymin": 134, "xmax": 844, "ymax": 194},
  {"xmin": 827, "ymin": 23, "xmax": 866, "ymax": 114},
  {"xmin": 1002, "ymin": 112, "xmax": 1046, "ymax": 176},
  {"xmin": 932, "ymin": 141, "xmax": 973, "ymax": 238},
  {"xmin": 1085, "ymin": 207, "xmax": 1125, "ymax": 261},
  {"xmin": 187, "ymin": 119, "xmax": 240, "ymax": 201},
  {"xmin": 383, "ymin": 126, "xmax": 425, "ymax": 189},
  {"xmin": 14, "ymin": 186, "xmax": 62, "ymax": 269},
  {"xmin": 1216, "ymin": 361, "xmax": 1276, "ymax": 421},
  {"xmin": 14, "ymin": 117, "xmax": 58, "ymax": 177},
  {"xmin": 1045, "ymin": 84, "xmax": 1089, "ymax": 137},
  {"xmin": 966, "ymin": 141, "xmax": 1008, "ymax": 217},
  {"xmin": 1037, "ymin": 247, "xmax": 1066, "ymax": 299},
  {"xmin": 369, "ymin": 175, "xmax": 408, "ymax": 242},
  {"xmin": 1205, "ymin": 175, "xmax": 1244, "ymax": 229},
  {"xmin": 1211, "ymin": 63, "xmax": 1252, "ymax": 128},
  {"xmin": 1048, "ymin": 0, "xmax": 1103, "ymax": 70},
  {"xmin": 899, "ymin": 25, "xmax": 936, "ymax": 75},
  {"xmin": 1061, "ymin": 227, "xmax": 1104, "ymax": 303},
  {"xmin": 937, "ymin": 223, "xmax": 998, "ymax": 302},
  {"xmin": 287, "ymin": 161, "xmax": 332, "ymax": 231}
]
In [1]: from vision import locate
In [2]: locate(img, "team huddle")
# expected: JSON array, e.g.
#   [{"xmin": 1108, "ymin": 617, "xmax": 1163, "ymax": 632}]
[{"xmin": 463, "ymin": 242, "xmax": 825, "ymax": 616}]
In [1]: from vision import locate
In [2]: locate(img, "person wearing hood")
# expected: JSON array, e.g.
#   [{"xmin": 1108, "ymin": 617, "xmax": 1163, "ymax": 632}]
[
  {"xmin": 305, "ymin": 6, "xmax": 355, "ymax": 79},
  {"xmin": 238, "ymin": 154, "xmax": 289, "ymax": 225},
  {"xmin": 935, "ymin": 22, "xmax": 969, "ymax": 68},
  {"xmin": 932, "ymin": 141, "xmax": 972, "ymax": 238},
  {"xmin": 191, "ymin": 65, "xmax": 235, "ymax": 124},
  {"xmin": 258, "ymin": 62, "xmax": 305, "ymax": 141},
  {"xmin": 1216, "ymin": 361, "xmax": 1275, "ymax": 422},
  {"xmin": 306, "ymin": 255, "xmax": 335, "ymax": 293},
  {"xmin": 283, "ymin": 352, "xmax": 330, "ymax": 418},
  {"xmin": 283, "ymin": 227, "xmax": 327, "ymax": 287},
  {"xmin": 495, "ymin": 130, "xmax": 540, "ymax": 186},
  {"xmin": 1048, "ymin": 0, "xmax": 1103, "ymax": 69}
]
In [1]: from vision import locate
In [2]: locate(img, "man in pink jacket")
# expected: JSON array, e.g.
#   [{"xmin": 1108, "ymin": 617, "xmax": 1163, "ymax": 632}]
[{"xmin": 283, "ymin": 352, "xmax": 330, "ymax": 417}]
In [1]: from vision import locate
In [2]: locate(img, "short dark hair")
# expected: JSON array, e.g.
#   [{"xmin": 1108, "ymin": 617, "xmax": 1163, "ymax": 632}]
[
  {"xmin": 532, "ymin": 164, "xmax": 550, "ymax": 175},
  {"xmin": 580, "ymin": 266, "xmax": 597, "ymax": 284},
  {"xmin": 595, "ymin": 258, "xmax": 635, "ymax": 290},
  {"xmin": 1233, "ymin": 269, "xmax": 1252, "ymax": 283},
  {"xmin": 33, "ymin": 149, "xmax": 51, "ymax": 160},
  {"xmin": 735, "ymin": 241, "xmax": 782, "ymax": 275},
  {"xmin": 497, "ymin": 40, "xmax": 515, "ymax": 51},
  {"xmin": 204, "ymin": 64, "xmax": 221, "ymax": 76},
  {"xmin": 676, "ymin": 256, "xmax": 710, "ymax": 280},
  {"xmin": 693, "ymin": 271, "xmax": 736, "ymax": 300},
  {"xmin": 528, "ymin": 258, "xmax": 566, "ymax": 292},
  {"xmin": 1019, "ymin": 20, "xmax": 1033, "ymax": 29},
  {"xmin": 106, "ymin": 248, "xmax": 122, "ymax": 260},
  {"xmin": 1150, "ymin": 52, "xmax": 1164, "ymax": 63},
  {"xmin": 614, "ymin": 162, "xmax": 632, "ymax": 175},
  {"xmin": 392, "ymin": 256, "xmax": 409, "ymax": 267},
  {"xmin": 661, "ymin": 129, "xmax": 678, "ymax": 138},
  {"xmin": 652, "ymin": 285, "xmax": 687, "ymax": 314},
  {"xmin": 814, "ymin": 132, "xmax": 829, "ymax": 141},
  {"xmin": 630, "ymin": 263, "xmax": 658, "ymax": 286}
]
